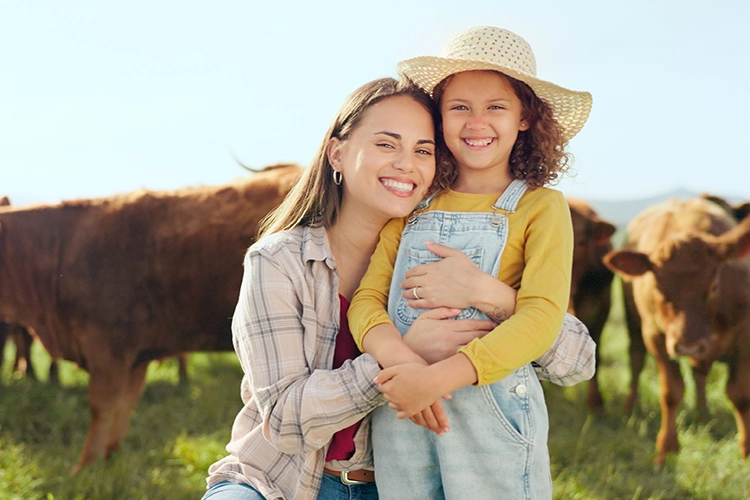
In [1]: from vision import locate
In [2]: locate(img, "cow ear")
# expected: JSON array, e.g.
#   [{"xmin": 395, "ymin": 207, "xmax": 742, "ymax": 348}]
[
  {"xmin": 733, "ymin": 202, "xmax": 750, "ymax": 222},
  {"xmin": 717, "ymin": 213, "xmax": 750, "ymax": 260},
  {"xmin": 603, "ymin": 250, "xmax": 653, "ymax": 279},
  {"xmin": 595, "ymin": 220, "xmax": 617, "ymax": 244}
]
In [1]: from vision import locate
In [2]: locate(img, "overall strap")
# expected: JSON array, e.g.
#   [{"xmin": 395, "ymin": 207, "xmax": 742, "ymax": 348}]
[
  {"xmin": 407, "ymin": 189, "xmax": 442, "ymax": 225},
  {"xmin": 490, "ymin": 179, "xmax": 527, "ymax": 226}
]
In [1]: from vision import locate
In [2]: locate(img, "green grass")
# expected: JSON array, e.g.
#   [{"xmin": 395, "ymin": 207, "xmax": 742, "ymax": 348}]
[{"xmin": 2, "ymin": 287, "xmax": 749, "ymax": 499}]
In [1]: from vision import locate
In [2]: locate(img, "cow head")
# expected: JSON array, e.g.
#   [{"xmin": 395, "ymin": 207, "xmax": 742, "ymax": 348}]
[{"xmin": 604, "ymin": 214, "xmax": 750, "ymax": 360}]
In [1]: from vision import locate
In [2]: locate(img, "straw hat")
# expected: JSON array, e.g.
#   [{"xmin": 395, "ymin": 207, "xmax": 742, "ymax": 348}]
[{"xmin": 398, "ymin": 26, "xmax": 592, "ymax": 140}]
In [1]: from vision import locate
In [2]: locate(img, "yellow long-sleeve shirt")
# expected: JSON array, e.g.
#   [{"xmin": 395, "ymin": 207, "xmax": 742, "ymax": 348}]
[{"xmin": 348, "ymin": 186, "xmax": 573, "ymax": 386}]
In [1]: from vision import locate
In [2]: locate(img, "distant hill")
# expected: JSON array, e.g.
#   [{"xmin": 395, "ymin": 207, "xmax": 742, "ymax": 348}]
[{"xmin": 583, "ymin": 189, "xmax": 746, "ymax": 230}]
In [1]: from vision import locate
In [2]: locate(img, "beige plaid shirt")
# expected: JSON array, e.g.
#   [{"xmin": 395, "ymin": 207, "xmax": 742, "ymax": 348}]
[{"xmin": 206, "ymin": 226, "xmax": 383, "ymax": 500}]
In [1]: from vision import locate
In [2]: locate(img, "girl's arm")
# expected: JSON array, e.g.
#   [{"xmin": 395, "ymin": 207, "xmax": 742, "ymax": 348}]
[
  {"xmin": 349, "ymin": 219, "xmax": 496, "ymax": 364},
  {"xmin": 234, "ymin": 245, "xmax": 382, "ymax": 455},
  {"xmin": 400, "ymin": 240, "xmax": 595, "ymax": 386},
  {"xmin": 399, "ymin": 240, "xmax": 518, "ymax": 323},
  {"xmin": 378, "ymin": 190, "xmax": 574, "ymax": 416}
]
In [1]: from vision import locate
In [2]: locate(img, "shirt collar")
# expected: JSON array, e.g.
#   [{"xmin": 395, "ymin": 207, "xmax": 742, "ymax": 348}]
[{"xmin": 301, "ymin": 225, "xmax": 336, "ymax": 270}]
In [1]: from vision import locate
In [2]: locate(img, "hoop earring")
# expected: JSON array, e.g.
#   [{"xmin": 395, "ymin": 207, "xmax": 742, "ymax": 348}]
[{"xmin": 333, "ymin": 170, "xmax": 342, "ymax": 186}]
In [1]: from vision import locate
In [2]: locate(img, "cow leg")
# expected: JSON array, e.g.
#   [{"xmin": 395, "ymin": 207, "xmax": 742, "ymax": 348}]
[
  {"xmin": 623, "ymin": 281, "xmax": 646, "ymax": 415},
  {"xmin": 577, "ymin": 289, "xmax": 611, "ymax": 416},
  {"xmin": 48, "ymin": 359, "xmax": 60, "ymax": 385},
  {"xmin": 0, "ymin": 325, "xmax": 7, "ymax": 375},
  {"xmin": 105, "ymin": 360, "xmax": 150, "ymax": 459},
  {"xmin": 648, "ymin": 333, "xmax": 684, "ymax": 465},
  {"xmin": 177, "ymin": 353, "xmax": 189, "ymax": 385},
  {"xmin": 726, "ymin": 360, "xmax": 750, "ymax": 459},
  {"xmin": 71, "ymin": 356, "xmax": 134, "ymax": 474},
  {"xmin": 12, "ymin": 328, "xmax": 37, "ymax": 380},
  {"xmin": 690, "ymin": 360, "xmax": 712, "ymax": 421}
]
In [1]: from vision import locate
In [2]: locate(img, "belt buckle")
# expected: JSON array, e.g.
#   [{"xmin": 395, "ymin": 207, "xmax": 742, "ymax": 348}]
[{"xmin": 340, "ymin": 470, "xmax": 366, "ymax": 486}]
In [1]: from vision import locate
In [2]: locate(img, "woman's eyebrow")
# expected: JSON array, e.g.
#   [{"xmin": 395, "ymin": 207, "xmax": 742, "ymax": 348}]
[{"xmin": 375, "ymin": 131, "xmax": 435, "ymax": 145}]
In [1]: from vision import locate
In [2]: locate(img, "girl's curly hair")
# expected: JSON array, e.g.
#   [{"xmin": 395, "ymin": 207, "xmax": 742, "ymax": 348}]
[{"xmin": 430, "ymin": 71, "xmax": 572, "ymax": 192}]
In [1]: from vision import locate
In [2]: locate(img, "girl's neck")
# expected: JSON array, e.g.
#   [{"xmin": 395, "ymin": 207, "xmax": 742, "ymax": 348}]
[
  {"xmin": 327, "ymin": 207, "xmax": 386, "ymax": 300},
  {"xmin": 451, "ymin": 164, "xmax": 514, "ymax": 195}
]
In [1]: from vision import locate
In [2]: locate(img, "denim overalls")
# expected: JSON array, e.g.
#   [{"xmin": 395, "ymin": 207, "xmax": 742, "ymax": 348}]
[{"xmin": 371, "ymin": 180, "xmax": 552, "ymax": 500}]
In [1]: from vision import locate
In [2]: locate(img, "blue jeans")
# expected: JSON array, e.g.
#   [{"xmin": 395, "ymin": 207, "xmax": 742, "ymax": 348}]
[
  {"xmin": 201, "ymin": 477, "xmax": 378, "ymax": 500},
  {"xmin": 201, "ymin": 481, "xmax": 265, "ymax": 500},
  {"xmin": 317, "ymin": 472, "xmax": 379, "ymax": 500}
]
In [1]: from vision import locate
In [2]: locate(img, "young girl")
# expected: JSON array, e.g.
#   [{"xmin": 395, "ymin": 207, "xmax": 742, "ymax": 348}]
[{"xmin": 348, "ymin": 26, "xmax": 593, "ymax": 499}]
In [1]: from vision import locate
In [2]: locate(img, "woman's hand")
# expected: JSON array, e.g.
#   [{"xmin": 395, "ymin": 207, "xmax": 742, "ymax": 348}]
[
  {"xmin": 402, "ymin": 307, "xmax": 495, "ymax": 364},
  {"xmin": 400, "ymin": 241, "xmax": 517, "ymax": 322},
  {"xmin": 375, "ymin": 362, "xmax": 445, "ymax": 419}
]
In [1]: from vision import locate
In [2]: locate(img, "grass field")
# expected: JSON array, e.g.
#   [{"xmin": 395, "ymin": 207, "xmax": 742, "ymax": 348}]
[{"xmin": 2, "ymin": 281, "xmax": 749, "ymax": 499}]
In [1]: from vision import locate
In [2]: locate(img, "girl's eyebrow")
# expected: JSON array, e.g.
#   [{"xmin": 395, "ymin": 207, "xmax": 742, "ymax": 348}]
[
  {"xmin": 445, "ymin": 97, "xmax": 513, "ymax": 103},
  {"xmin": 375, "ymin": 131, "xmax": 435, "ymax": 145}
]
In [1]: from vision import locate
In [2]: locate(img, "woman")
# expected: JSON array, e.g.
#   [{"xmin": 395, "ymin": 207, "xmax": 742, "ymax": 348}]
[{"xmin": 202, "ymin": 78, "xmax": 500, "ymax": 500}]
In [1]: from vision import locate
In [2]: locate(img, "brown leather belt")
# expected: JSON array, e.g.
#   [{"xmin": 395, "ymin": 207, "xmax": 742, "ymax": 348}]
[{"xmin": 323, "ymin": 467, "xmax": 375, "ymax": 485}]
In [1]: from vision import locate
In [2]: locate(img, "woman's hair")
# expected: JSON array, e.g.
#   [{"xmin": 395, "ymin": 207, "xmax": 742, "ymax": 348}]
[
  {"xmin": 431, "ymin": 70, "xmax": 571, "ymax": 190},
  {"xmin": 257, "ymin": 77, "xmax": 441, "ymax": 238}
]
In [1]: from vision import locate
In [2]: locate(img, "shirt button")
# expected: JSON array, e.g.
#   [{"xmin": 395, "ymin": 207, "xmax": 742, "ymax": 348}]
[{"xmin": 515, "ymin": 384, "xmax": 527, "ymax": 395}]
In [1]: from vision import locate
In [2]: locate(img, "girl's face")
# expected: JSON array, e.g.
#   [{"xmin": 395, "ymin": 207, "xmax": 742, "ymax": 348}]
[
  {"xmin": 328, "ymin": 95, "xmax": 436, "ymax": 223},
  {"xmin": 441, "ymin": 70, "xmax": 529, "ymax": 179}
]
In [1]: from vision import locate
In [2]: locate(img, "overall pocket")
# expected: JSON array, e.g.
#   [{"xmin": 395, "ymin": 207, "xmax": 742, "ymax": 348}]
[{"xmin": 395, "ymin": 246, "xmax": 485, "ymax": 326}]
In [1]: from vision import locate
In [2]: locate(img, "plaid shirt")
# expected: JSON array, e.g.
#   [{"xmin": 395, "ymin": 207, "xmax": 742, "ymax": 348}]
[{"xmin": 206, "ymin": 226, "xmax": 383, "ymax": 500}]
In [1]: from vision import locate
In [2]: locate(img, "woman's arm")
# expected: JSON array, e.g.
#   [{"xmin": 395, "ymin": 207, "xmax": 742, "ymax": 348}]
[{"xmin": 234, "ymin": 245, "xmax": 382, "ymax": 455}]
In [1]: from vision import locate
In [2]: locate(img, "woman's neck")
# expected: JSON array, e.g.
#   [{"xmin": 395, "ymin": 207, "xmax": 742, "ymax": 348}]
[{"xmin": 327, "ymin": 208, "xmax": 386, "ymax": 300}]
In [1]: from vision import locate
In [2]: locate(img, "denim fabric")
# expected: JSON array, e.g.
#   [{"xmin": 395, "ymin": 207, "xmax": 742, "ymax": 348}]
[
  {"xmin": 373, "ymin": 179, "xmax": 553, "ymax": 499},
  {"xmin": 201, "ymin": 481, "xmax": 266, "ymax": 500},
  {"xmin": 317, "ymin": 472, "xmax": 379, "ymax": 500}
]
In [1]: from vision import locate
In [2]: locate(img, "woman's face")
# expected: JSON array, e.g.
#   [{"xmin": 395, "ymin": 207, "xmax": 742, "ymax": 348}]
[
  {"xmin": 440, "ymin": 70, "xmax": 528, "ymax": 178},
  {"xmin": 329, "ymin": 95, "xmax": 436, "ymax": 223}
]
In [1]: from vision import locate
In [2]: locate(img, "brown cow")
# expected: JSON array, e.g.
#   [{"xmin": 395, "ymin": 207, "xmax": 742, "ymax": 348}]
[
  {"xmin": 603, "ymin": 197, "xmax": 750, "ymax": 464},
  {"xmin": 567, "ymin": 198, "xmax": 617, "ymax": 415},
  {"xmin": 0, "ymin": 164, "xmax": 302, "ymax": 473}
]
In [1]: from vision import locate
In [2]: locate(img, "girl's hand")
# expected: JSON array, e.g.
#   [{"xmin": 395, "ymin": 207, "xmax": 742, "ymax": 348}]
[
  {"xmin": 375, "ymin": 363, "xmax": 447, "ymax": 419},
  {"xmin": 409, "ymin": 399, "xmax": 451, "ymax": 436},
  {"xmin": 400, "ymin": 241, "xmax": 517, "ymax": 321},
  {"xmin": 403, "ymin": 307, "xmax": 495, "ymax": 364}
]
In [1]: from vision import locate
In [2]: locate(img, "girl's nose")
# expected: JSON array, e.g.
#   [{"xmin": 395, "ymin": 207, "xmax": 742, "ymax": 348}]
[{"xmin": 466, "ymin": 112, "xmax": 488, "ymax": 130}]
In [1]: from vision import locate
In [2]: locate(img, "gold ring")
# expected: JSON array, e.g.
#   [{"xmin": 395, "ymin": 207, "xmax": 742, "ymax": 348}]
[{"xmin": 412, "ymin": 287, "xmax": 420, "ymax": 300}]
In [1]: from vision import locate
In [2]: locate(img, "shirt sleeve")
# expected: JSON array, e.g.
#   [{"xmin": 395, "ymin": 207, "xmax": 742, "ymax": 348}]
[
  {"xmin": 458, "ymin": 190, "xmax": 574, "ymax": 385},
  {"xmin": 348, "ymin": 217, "xmax": 407, "ymax": 352},
  {"xmin": 232, "ymin": 246, "xmax": 383, "ymax": 456},
  {"xmin": 533, "ymin": 312, "xmax": 597, "ymax": 386}
]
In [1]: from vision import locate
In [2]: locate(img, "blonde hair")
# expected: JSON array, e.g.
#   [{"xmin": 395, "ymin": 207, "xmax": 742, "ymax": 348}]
[{"xmin": 258, "ymin": 78, "xmax": 439, "ymax": 238}]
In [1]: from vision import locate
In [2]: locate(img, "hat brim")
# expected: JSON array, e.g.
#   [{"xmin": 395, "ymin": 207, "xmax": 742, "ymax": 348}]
[{"xmin": 398, "ymin": 56, "xmax": 592, "ymax": 141}]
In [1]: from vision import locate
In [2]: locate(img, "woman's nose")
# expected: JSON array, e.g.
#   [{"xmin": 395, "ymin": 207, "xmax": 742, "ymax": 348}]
[{"xmin": 393, "ymin": 151, "xmax": 415, "ymax": 172}]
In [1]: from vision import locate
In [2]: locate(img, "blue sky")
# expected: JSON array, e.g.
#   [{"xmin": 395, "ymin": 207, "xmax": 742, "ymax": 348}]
[{"xmin": 2, "ymin": 0, "xmax": 748, "ymax": 207}]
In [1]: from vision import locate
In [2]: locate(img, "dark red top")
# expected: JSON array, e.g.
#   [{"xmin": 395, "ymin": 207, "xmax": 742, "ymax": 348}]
[{"xmin": 324, "ymin": 295, "xmax": 363, "ymax": 461}]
